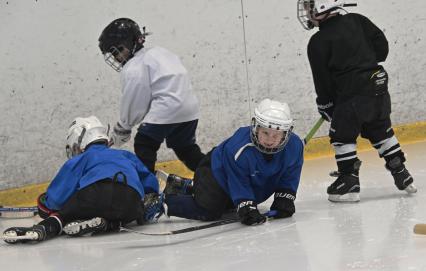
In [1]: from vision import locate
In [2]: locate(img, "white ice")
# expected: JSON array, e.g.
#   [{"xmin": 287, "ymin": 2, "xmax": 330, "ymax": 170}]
[{"xmin": 1, "ymin": 141, "xmax": 426, "ymax": 271}]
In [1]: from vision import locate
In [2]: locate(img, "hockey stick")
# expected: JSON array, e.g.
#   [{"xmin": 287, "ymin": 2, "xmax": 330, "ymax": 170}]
[
  {"xmin": 120, "ymin": 210, "xmax": 278, "ymax": 236},
  {"xmin": 303, "ymin": 117, "xmax": 325, "ymax": 145},
  {"xmin": 0, "ymin": 206, "xmax": 38, "ymax": 218},
  {"xmin": 140, "ymin": 119, "xmax": 324, "ymax": 235}
]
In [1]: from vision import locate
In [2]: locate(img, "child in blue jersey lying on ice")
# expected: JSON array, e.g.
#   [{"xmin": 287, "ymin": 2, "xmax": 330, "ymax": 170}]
[
  {"xmin": 159, "ymin": 98, "xmax": 304, "ymax": 225},
  {"xmin": 2, "ymin": 116, "xmax": 165, "ymax": 244}
]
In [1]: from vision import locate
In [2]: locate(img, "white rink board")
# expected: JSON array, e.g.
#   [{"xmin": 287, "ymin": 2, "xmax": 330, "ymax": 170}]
[{"xmin": 0, "ymin": 1, "xmax": 425, "ymax": 188}]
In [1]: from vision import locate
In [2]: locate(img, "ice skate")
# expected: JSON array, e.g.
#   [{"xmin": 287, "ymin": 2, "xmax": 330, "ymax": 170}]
[
  {"xmin": 156, "ymin": 170, "xmax": 193, "ymax": 195},
  {"xmin": 63, "ymin": 217, "xmax": 107, "ymax": 237},
  {"xmin": 327, "ymin": 173, "xmax": 360, "ymax": 202},
  {"xmin": 143, "ymin": 193, "xmax": 165, "ymax": 222},
  {"xmin": 3, "ymin": 225, "xmax": 47, "ymax": 244},
  {"xmin": 391, "ymin": 167, "xmax": 416, "ymax": 193},
  {"xmin": 386, "ymin": 157, "xmax": 417, "ymax": 194}
]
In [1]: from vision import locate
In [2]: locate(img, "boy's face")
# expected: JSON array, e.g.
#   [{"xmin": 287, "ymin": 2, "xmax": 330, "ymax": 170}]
[
  {"xmin": 256, "ymin": 127, "xmax": 284, "ymax": 149},
  {"xmin": 111, "ymin": 45, "xmax": 131, "ymax": 63}
]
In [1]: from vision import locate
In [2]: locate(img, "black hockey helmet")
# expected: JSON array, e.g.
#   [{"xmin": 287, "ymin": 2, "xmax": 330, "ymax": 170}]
[{"xmin": 98, "ymin": 18, "xmax": 147, "ymax": 71}]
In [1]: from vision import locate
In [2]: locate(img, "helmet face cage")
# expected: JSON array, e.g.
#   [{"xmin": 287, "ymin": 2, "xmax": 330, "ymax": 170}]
[
  {"xmin": 297, "ymin": 0, "xmax": 315, "ymax": 30},
  {"xmin": 297, "ymin": 0, "xmax": 348, "ymax": 30},
  {"xmin": 98, "ymin": 18, "xmax": 146, "ymax": 72},
  {"xmin": 250, "ymin": 99, "xmax": 294, "ymax": 154},
  {"xmin": 250, "ymin": 118, "xmax": 293, "ymax": 154},
  {"xmin": 104, "ymin": 46, "xmax": 126, "ymax": 72}
]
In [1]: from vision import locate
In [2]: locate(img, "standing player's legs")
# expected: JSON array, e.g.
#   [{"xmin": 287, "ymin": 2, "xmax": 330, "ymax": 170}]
[
  {"xmin": 361, "ymin": 94, "xmax": 416, "ymax": 193},
  {"xmin": 134, "ymin": 127, "xmax": 163, "ymax": 173},
  {"xmin": 327, "ymin": 99, "xmax": 362, "ymax": 202},
  {"xmin": 166, "ymin": 120, "xmax": 205, "ymax": 172}
]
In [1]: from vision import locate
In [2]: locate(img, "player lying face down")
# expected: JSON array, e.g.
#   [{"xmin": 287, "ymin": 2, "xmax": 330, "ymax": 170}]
[
  {"xmin": 157, "ymin": 98, "xmax": 304, "ymax": 226},
  {"xmin": 2, "ymin": 116, "xmax": 163, "ymax": 244}
]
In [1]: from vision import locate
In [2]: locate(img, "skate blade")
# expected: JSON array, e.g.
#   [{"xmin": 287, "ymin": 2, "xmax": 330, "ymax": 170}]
[
  {"xmin": 405, "ymin": 184, "xmax": 417, "ymax": 194},
  {"xmin": 3, "ymin": 231, "xmax": 39, "ymax": 243},
  {"xmin": 63, "ymin": 217, "xmax": 103, "ymax": 236},
  {"xmin": 328, "ymin": 193, "xmax": 360, "ymax": 202}
]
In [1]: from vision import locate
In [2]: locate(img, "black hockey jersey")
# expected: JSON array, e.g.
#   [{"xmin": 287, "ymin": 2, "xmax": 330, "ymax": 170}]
[{"xmin": 307, "ymin": 13, "xmax": 389, "ymax": 105}]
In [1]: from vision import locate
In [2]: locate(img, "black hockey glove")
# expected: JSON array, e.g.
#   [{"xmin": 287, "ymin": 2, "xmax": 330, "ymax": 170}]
[
  {"xmin": 237, "ymin": 200, "xmax": 266, "ymax": 226},
  {"xmin": 270, "ymin": 189, "xmax": 296, "ymax": 219},
  {"xmin": 316, "ymin": 98, "xmax": 334, "ymax": 122}
]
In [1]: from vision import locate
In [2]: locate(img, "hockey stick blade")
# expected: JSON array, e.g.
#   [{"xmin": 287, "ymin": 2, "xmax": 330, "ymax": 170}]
[
  {"xmin": 0, "ymin": 206, "xmax": 38, "ymax": 219},
  {"xmin": 120, "ymin": 210, "xmax": 278, "ymax": 236}
]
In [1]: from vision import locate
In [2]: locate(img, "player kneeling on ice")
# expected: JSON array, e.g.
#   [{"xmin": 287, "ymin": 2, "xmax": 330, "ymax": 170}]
[
  {"xmin": 2, "ymin": 116, "xmax": 164, "ymax": 244},
  {"xmin": 156, "ymin": 99, "xmax": 304, "ymax": 225},
  {"xmin": 297, "ymin": 0, "xmax": 416, "ymax": 202}
]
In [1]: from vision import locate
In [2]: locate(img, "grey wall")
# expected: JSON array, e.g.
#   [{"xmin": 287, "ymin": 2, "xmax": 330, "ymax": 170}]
[{"xmin": 1, "ymin": 0, "xmax": 425, "ymax": 189}]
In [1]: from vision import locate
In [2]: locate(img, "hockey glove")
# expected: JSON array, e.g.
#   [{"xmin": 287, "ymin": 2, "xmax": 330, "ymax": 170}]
[
  {"xmin": 143, "ymin": 193, "xmax": 165, "ymax": 222},
  {"xmin": 37, "ymin": 193, "xmax": 55, "ymax": 219},
  {"xmin": 270, "ymin": 189, "xmax": 296, "ymax": 219},
  {"xmin": 316, "ymin": 98, "xmax": 334, "ymax": 122},
  {"xmin": 237, "ymin": 200, "xmax": 266, "ymax": 226},
  {"xmin": 110, "ymin": 122, "xmax": 131, "ymax": 147}
]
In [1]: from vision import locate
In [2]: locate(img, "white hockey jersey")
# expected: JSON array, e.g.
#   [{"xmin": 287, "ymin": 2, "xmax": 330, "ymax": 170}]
[{"xmin": 118, "ymin": 46, "xmax": 199, "ymax": 130}]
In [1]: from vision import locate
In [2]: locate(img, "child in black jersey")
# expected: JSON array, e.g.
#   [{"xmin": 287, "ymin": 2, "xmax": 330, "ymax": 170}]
[{"xmin": 297, "ymin": 0, "xmax": 416, "ymax": 202}]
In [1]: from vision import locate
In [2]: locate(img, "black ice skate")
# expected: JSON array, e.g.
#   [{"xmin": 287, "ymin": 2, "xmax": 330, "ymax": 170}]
[
  {"xmin": 63, "ymin": 217, "xmax": 107, "ymax": 237},
  {"xmin": 386, "ymin": 157, "xmax": 417, "ymax": 194},
  {"xmin": 156, "ymin": 170, "xmax": 193, "ymax": 195},
  {"xmin": 327, "ymin": 173, "xmax": 360, "ymax": 202},
  {"xmin": 3, "ymin": 225, "xmax": 47, "ymax": 244}
]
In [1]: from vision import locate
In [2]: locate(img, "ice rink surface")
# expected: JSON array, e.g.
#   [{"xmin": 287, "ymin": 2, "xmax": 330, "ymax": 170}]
[{"xmin": 1, "ymin": 141, "xmax": 426, "ymax": 271}]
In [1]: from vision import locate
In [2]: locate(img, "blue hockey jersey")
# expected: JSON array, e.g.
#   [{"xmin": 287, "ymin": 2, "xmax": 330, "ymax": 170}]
[
  {"xmin": 211, "ymin": 127, "xmax": 304, "ymax": 205},
  {"xmin": 45, "ymin": 144, "xmax": 159, "ymax": 210}
]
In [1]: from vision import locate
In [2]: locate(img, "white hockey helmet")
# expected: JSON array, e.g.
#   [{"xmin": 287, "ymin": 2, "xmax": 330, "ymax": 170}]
[
  {"xmin": 250, "ymin": 99, "xmax": 294, "ymax": 154},
  {"xmin": 297, "ymin": 0, "xmax": 351, "ymax": 30},
  {"xmin": 65, "ymin": 116, "xmax": 109, "ymax": 158}
]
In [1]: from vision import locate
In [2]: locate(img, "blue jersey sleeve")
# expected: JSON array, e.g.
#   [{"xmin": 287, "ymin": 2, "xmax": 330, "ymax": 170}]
[
  {"xmin": 277, "ymin": 137, "xmax": 304, "ymax": 193},
  {"xmin": 122, "ymin": 151, "xmax": 159, "ymax": 194}
]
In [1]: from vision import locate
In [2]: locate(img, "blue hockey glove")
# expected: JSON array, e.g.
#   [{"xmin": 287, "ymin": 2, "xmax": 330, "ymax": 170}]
[
  {"xmin": 143, "ymin": 193, "xmax": 165, "ymax": 222},
  {"xmin": 237, "ymin": 200, "xmax": 266, "ymax": 226},
  {"xmin": 270, "ymin": 189, "xmax": 296, "ymax": 219}
]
